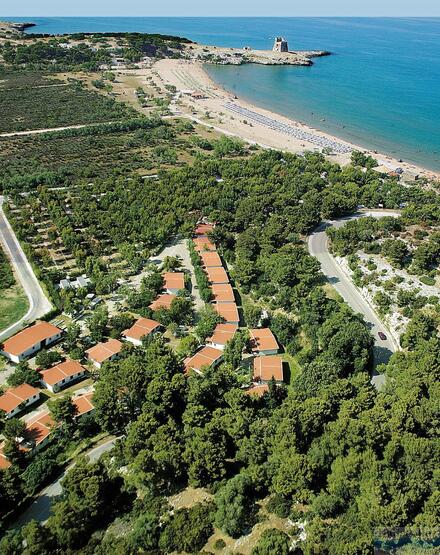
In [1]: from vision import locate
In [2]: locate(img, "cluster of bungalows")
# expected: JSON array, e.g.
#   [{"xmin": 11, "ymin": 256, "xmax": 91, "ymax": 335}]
[
  {"xmin": 148, "ymin": 271, "xmax": 186, "ymax": 312},
  {"xmin": 184, "ymin": 223, "xmax": 285, "ymax": 394},
  {"xmin": 185, "ymin": 223, "xmax": 239, "ymax": 374},
  {"xmin": 0, "ymin": 391, "xmax": 95, "ymax": 468},
  {"xmin": 15, "ymin": 392, "xmax": 95, "ymax": 463},
  {"xmin": 0, "ymin": 322, "xmax": 90, "ymax": 394},
  {"xmin": 84, "ymin": 271, "xmax": 184, "ymax": 368},
  {"xmin": 84, "ymin": 317, "xmax": 163, "ymax": 369},
  {"xmin": 246, "ymin": 328, "xmax": 284, "ymax": 396}
]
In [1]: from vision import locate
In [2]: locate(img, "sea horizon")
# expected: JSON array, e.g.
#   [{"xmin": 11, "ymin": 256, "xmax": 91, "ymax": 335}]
[{"xmin": 3, "ymin": 16, "xmax": 440, "ymax": 171}]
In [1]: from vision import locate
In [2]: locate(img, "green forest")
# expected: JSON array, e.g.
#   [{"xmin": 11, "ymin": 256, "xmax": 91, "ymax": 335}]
[{"xmin": 1, "ymin": 149, "xmax": 439, "ymax": 554}]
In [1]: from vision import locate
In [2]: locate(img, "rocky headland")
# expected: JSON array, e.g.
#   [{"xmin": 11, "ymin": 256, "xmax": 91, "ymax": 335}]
[
  {"xmin": 0, "ymin": 21, "xmax": 36, "ymax": 38},
  {"xmin": 184, "ymin": 43, "xmax": 331, "ymax": 66}
]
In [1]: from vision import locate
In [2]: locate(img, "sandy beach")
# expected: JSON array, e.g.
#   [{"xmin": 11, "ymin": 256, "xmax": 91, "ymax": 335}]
[{"xmin": 152, "ymin": 58, "xmax": 440, "ymax": 181}]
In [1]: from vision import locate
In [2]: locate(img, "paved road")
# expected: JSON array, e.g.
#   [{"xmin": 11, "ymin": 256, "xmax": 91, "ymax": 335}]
[
  {"xmin": 0, "ymin": 196, "xmax": 53, "ymax": 342},
  {"xmin": 11, "ymin": 437, "xmax": 118, "ymax": 528},
  {"xmin": 308, "ymin": 211, "xmax": 401, "ymax": 388}
]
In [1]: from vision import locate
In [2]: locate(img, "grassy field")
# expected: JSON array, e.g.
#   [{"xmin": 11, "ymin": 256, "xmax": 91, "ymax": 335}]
[
  {"xmin": 0, "ymin": 283, "xmax": 29, "ymax": 331},
  {"xmin": 281, "ymin": 352, "xmax": 302, "ymax": 384},
  {"xmin": 0, "ymin": 77, "xmax": 137, "ymax": 133}
]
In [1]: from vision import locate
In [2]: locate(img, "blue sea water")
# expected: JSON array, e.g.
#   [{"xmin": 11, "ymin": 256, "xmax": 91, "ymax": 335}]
[{"xmin": 3, "ymin": 16, "xmax": 440, "ymax": 170}]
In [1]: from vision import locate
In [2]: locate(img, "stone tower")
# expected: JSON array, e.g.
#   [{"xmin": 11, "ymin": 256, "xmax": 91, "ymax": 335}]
[{"xmin": 273, "ymin": 37, "xmax": 288, "ymax": 53}]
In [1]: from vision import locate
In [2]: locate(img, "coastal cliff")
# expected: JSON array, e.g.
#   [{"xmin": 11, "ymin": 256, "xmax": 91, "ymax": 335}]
[
  {"xmin": 0, "ymin": 21, "xmax": 35, "ymax": 37},
  {"xmin": 185, "ymin": 44, "xmax": 331, "ymax": 66}
]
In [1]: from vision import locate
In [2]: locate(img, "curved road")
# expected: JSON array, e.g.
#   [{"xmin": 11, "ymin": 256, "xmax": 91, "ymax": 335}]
[
  {"xmin": 12, "ymin": 437, "xmax": 118, "ymax": 528},
  {"xmin": 308, "ymin": 211, "xmax": 401, "ymax": 388},
  {"xmin": 0, "ymin": 196, "xmax": 52, "ymax": 342}
]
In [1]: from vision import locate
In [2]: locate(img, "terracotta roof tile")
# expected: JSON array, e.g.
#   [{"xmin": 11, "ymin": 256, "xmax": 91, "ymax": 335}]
[
  {"xmin": 194, "ymin": 223, "xmax": 214, "ymax": 236},
  {"xmin": 185, "ymin": 346, "xmax": 223, "ymax": 373},
  {"xmin": 2, "ymin": 322, "xmax": 61, "ymax": 356},
  {"xmin": 123, "ymin": 317, "xmax": 162, "ymax": 342},
  {"xmin": 73, "ymin": 392, "xmax": 94, "ymax": 416},
  {"xmin": 24, "ymin": 410, "xmax": 55, "ymax": 448},
  {"xmin": 0, "ymin": 384, "xmax": 40, "ymax": 414},
  {"xmin": 193, "ymin": 237, "xmax": 216, "ymax": 252},
  {"xmin": 207, "ymin": 324, "xmax": 238, "ymax": 346},
  {"xmin": 40, "ymin": 360, "xmax": 86, "ymax": 387},
  {"xmin": 253, "ymin": 356, "xmax": 284, "ymax": 382},
  {"xmin": 205, "ymin": 267, "xmax": 229, "ymax": 285},
  {"xmin": 214, "ymin": 303, "xmax": 239, "ymax": 324},
  {"xmin": 163, "ymin": 272, "xmax": 185, "ymax": 291},
  {"xmin": 200, "ymin": 251, "xmax": 222, "ymax": 268},
  {"xmin": 149, "ymin": 294, "xmax": 176, "ymax": 311},
  {"xmin": 249, "ymin": 328, "xmax": 279, "ymax": 353},
  {"xmin": 245, "ymin": 384, "xmax": 269, "ymax": 397},
  {"xmin": 211, "ymin": 284, "xmax": 235, "ymax": 303},
  {"xmin": 86, "ymin": 338, "xmax": 122, "ymax": 364},
  {"xmin": 0, "ymin": 444, "xmax": 11, "ymax": 469}
]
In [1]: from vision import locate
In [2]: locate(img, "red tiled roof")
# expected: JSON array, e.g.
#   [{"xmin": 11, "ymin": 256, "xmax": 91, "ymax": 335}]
[
  {"xmin": 185, "ymin": 346, "xmax": 223, "ymax": 373},
  {"xmin": 200, "ymin": 250, "xmax": 222, "ymax": 268},
  {"xmin": 0, "ymin": 384, "xmax": 39, "ymax": 414},
  {"xmin": 122, "ymin": 318, "xmax": 161, "ymax": 341},
  {"xmin": 86, "ymin": 338, "xmax": 122, "ymax": 364},
  {"xmin": 214, "ymin": 303, "xmax": 239, "ymax": 323},
  {"xmin": 211, "ymin": 283, "xmax": 235, "ymax": 303},
  {"xmin": 249, "ymin": 328, "xmax": 279, "ymax": 353},
  {"xmin": 207, "ymin": 323, "xmax": 237, "ymax": 346},
  {"xmin": 40, "ymin": 360, "xmax": 86, "ymax": 387},
  {"xmin": 163, "ymin": 272, "xmax": 185, "ymax": 291},
  {"xmin": 73, "ymin": 392, "xmax": 94, "ymax": 417},
  {"xmin": 2, "ymin": 322, "xmax": 61, "ymax": 356},
  {"xmin": 245, "ymin": 384, "xmax": 269, "ymax": 397},
  {"xmin": 0, "ymin": 444, "xmax": 11, "ymax": 469},
  {"xmin": 149, "ymin": 294, "xmax": 176, "ymax": 311},
  {"xmin": 24, "ymin": 411, "xmax": 55, "ymax": 448},
  {"xmin": 253, "ymin": 356, "xmax": 284, "ymax": 382},
  {"xmin": 194, "ymin": 223, "xmax": 214, "ymax": 236},
  {"xmin": 205, "ymin": 266, "xmax": 229, "ymax": 284},
  {"xmin": 193, "ymin": 237, "xmax": 216, "ymax": 252}
]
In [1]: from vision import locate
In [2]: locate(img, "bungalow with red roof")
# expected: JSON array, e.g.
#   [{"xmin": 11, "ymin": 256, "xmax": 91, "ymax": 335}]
[
  {"xmin": 0, "ymin": 384, "xmax": 40, "ymax": 419},
  {"xmin": 253, "ymin": 356, "xmax": 284, "ymax": 384},
  {"xmin": 211, "ymin": 283, "xmax": 235, "ymax": 303},
  {"xmin": 86, "ymin": 338, "xmax": 123, "ymax": 368},
  {"xmin": 194, "ymin": 223, "xmax": 214, "ymax": 237},
  {"xmin": 149, "ymin": 294, "xmax": 176, "ymax": 312},
  {"xmin": 249, "ymin": 328, "xmax": 279, "ymax": 356},
  {"xmin": 0, "ymin": 444, "xmax": 11, "ymax": 470},
  {"xmin": 1, "ymin": 322, "xmax": 62, "ymax": 363},
  {"xmin": 200, "ymin": 251, "xmax": 223, "ymax": 268},
  {"xmin": 206, "ymin": 323, "xmax": 237, "ymax": 350},
  {"xmin": 184, "ymin": 346, "xmax": 223, "ymax": 375},
  {"xmin": 122, "ymin": 318, "xmax": 162, "ymax": 346},
  {"xmin": 20, "ymin": 411, "xmax": 55, "ymax": 454},
  {"xmin": 163, "ymin": 272, "xmax": 185, "ymax": 295},
  {"xmin": 73, "ymin": 392, "xmax": 94, "ymax": 419},
  {"xmin": 205, "ymin": 266, "xmax": 229, "ymax": 285},
  {"xmin": 40, "ymin": 360, "xmax": 87, "ymax": 393},
  {"xmin": 193, "ymin": 237, "xmax": 216, "ymax": 252},
  {"xmin": 245, "ymin": 384, "xmax": 269, "ymax": 397},
  {"xmin": 214, "ymin": 303, "xmax": 240, "ymax": 326}
]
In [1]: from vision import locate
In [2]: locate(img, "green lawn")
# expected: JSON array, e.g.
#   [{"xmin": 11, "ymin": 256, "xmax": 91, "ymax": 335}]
[
  {"xmin": 281, "ymin": 352, "xmax": 302, "ymax": 385},
  {"xmin": 0, "ymin": 284, "xmax": 29, "ymax": 331}
]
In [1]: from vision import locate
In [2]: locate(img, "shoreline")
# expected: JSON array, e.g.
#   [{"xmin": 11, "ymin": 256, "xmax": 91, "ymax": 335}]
[{"xmin": 153, "ymin": 58, "xmax": 440, "ymax": 181}]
